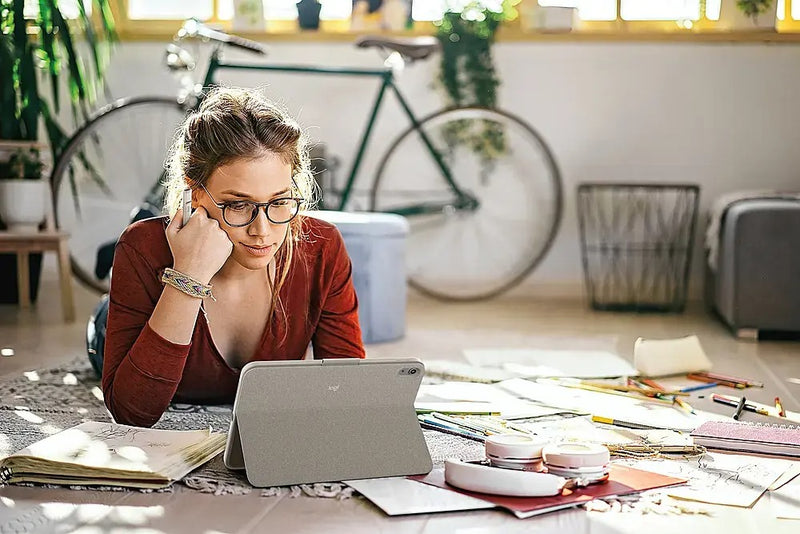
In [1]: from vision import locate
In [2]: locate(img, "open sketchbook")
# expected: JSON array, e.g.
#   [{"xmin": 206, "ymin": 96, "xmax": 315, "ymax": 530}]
[{"xmin": 0, "ymin": 421, "xmax": 226, "ymax": 489}]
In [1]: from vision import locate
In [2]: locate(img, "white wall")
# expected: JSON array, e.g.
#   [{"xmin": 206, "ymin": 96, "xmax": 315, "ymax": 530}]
[{"xmin": 94, "ymin": 39, "xmax": 800, "ymax": 299}]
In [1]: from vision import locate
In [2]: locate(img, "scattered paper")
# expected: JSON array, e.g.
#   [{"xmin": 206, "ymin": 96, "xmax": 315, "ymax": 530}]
[
  {"xmin": 770, "ymin": 470, "xmax": 800, "ymax": 519},
  {"xmin": 415, "ymin": 382, "xmax": 566, "ymax": 418},
  {"xmin": 510, "ymin": 416, "xmax": 641, "ymax": 446},
  {"xmin": 423, "ymin": 360, "xmax": 516, "ymax": 383},
  {"xmin": 634, "ymin": 335, "xmax": 712, "ymax": 377},
  {"xmin": 344, "ymin": 477, "xmax": 495, "ymax": 515},
  {"xmin": 498, "ymin": 378, "xmax": 725, "ymax": 432},
  {"xmin": 411, "ymin": 464, "xmax": 685, "ymax": 519},
  {"xmin": 618, "ymin": 452, "xmax": 794, "ymax": 507},
  {"xmin": 464, "ymin": 349, "xmax": 636, "ymax": 379}
]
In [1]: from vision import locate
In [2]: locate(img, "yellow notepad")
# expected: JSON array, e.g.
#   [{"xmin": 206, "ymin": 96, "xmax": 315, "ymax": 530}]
[{"xmin": 0, "ymin": 421, "xmax": 226, "ymax": 489}]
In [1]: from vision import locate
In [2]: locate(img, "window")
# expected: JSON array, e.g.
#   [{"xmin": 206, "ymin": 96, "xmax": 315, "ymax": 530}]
[
  {"xmin": 127, "ymin": 0, "xmax": 213, "ymax": 20},
  {"xmin": 537, "ymin": 1, "xmax": 616, "ymax": 21},
  {"xmin": 413, "ymin": 1, "xmax": 505, "ymax": 21},
  {"xmin": 218, "ymin": 0, "xmax": 351, "ymax": 20},
  {"xmin": 23, "ymin": 0, "xmax": 91, "ymax": 19},
  {"xmin": 118, "ymin": 0, "xmax": 800, "ymax": 35},
  {"xmin": 413, "ymin": 0, "xmax": 789, "ymax": 23},
  {"xmin": 127, "ymin": 0, "xmax": 351, "ymax": 21}
]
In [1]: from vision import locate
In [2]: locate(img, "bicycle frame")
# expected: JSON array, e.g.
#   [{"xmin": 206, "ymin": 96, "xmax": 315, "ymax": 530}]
[{"xmin": 199, "ymin": 49, "xmax": 468, "ymax": 214}]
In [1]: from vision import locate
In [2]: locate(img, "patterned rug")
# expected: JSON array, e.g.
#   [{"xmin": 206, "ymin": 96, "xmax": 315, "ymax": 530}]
[{"xmin": 0, "ymin": 357, "xmax": 484, "ymax": 496}]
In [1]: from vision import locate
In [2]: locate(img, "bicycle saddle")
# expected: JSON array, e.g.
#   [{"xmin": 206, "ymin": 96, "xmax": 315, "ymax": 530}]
[{"xmin": 355, "ymin": 36, "xmax": 440, "ymax": 62}]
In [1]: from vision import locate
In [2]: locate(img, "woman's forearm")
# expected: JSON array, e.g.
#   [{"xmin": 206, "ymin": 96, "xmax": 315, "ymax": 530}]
[{"xmin": 147, "ymin": 285, "xmax": 205, "ymax": 344}]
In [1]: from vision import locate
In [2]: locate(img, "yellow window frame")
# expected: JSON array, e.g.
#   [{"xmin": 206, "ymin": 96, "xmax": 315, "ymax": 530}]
[{"xmin": 112, "ymin": 0, "xmax": 800, "ymax": 41}]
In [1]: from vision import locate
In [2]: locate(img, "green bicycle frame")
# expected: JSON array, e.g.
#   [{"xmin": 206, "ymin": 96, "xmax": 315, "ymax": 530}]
[{"xmin": 201, "ymin": 50, "xmax": 467, "ymax": 214}]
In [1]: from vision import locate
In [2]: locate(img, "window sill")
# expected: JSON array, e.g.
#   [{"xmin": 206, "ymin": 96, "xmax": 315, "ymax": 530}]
[{"xmin": 117, "ymin": 24, "xmax": 800, "ymax": 44}]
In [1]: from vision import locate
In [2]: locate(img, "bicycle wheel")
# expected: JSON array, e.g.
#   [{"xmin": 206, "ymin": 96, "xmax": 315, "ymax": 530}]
[
  {"xmin": 51, "ymin": 97, "xmax": 189, "ymax": 294},
  {"xmin": 370, "ymin": 107, "xmax": 562, "ymax": 301}
]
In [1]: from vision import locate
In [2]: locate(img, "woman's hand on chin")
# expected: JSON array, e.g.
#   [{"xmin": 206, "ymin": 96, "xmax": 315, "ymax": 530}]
[{"xmin": 167, "ymin": 206, "xmax": 233, "ymax": 284}]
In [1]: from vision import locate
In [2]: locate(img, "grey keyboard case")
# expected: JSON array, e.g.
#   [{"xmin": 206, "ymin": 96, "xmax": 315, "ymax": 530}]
[{"xmin": 223, "ymin": 358, "xmax": 433, "ymax": 487}]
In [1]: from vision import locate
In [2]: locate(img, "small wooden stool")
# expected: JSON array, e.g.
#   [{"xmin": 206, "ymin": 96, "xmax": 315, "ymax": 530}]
[{"xmin": 0, "ymin": 231, "xmax": 75, "ymax": 322}]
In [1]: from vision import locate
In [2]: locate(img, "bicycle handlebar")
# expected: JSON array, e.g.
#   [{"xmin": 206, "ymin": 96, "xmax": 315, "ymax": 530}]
[{"xmin": 177, "ymin": 19, "xmax": 266, "ymax": 56}]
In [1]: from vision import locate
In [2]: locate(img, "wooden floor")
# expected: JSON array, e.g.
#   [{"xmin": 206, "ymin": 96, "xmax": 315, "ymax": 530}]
[{"xmin": 1, "ymin": 263, "xmax": 800, "ymax": 533}]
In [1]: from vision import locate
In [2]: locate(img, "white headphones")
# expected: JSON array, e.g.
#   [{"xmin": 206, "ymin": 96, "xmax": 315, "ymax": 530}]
[{"xmin": 444, "ymin": 435, "xmax": 610, "ymax": 497}]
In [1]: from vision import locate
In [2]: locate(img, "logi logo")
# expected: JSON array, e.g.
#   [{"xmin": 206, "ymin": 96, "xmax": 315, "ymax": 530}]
[{"xmin": 328, "ymin": 384, "xmax": 340, "ymax": 392}]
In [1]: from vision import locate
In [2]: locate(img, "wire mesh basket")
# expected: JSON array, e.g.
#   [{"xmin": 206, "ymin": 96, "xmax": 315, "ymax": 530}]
[{"xmin": 577, "ymin": 183, "xmax": 700, "ymax": 312}]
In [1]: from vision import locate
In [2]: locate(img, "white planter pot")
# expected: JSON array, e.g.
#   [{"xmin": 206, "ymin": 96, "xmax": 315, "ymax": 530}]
[
  {"xmin": 520, "ymin": 2, "xmax": 577, "ymax": 33},
  {"xmin": 0, "ymin": 179, "xmax": 47, "ymax": 233},
  {"xmin": 232, "ymin": 0, "xmax": 265, "ymax": 31},
  {"xmin": 719, "ymin": 0, "xmax": 778, "ymax": 30}
]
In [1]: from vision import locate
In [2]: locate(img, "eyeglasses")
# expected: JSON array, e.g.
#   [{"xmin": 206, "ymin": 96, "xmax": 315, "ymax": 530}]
[{"xmin": 200, "ymin": 184, "xmax": 304, "ymax": 227}]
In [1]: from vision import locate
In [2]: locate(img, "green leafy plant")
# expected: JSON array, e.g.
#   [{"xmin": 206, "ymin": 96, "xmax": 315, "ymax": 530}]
[
  {"xmin": 0, "ymin": 0, "xmax": 117, "ymax": 168},
  {"xmin": 434, "ymin": 1, "xmax": 518, "ymax": 164},
  {"xmin": 0, "ymin": 146, "xmax": 44, "ymax": 179},
  {"xmin": 737, "ymin": 0, "xmax": 774, "ymax": 20}
]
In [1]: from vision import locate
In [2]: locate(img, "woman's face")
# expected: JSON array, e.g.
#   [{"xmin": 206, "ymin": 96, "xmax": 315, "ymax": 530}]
[{"xmin": 196, "ymin": 152, "xmax": 294, "ymax": 272}]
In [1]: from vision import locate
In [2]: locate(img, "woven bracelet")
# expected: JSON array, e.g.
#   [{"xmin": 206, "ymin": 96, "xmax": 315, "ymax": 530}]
[{"xmin": 161, "ymin": 267, "xmax": 216, "ymax": 301}]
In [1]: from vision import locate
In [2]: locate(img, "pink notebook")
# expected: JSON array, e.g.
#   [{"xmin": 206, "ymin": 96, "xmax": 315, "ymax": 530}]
[{"xmin": 690, "ymin": 420, "xmax": 800, "ymax": 457}]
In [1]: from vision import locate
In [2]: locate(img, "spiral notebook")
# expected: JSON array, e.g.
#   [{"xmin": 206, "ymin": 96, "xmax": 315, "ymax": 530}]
[{"xmin": 690, "ymin": 420, "xmax": 800, "ymax": 458}]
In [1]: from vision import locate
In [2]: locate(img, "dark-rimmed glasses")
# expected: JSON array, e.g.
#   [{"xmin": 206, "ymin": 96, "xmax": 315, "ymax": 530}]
[{"xmin": 200, "ymin": 184, "xmax": 304, "ymax": 227}]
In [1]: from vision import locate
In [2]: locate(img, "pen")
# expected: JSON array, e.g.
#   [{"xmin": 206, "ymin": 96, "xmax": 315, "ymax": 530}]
[
  {"xmin": 415, "ymin": 409, "xmax": 501, "ymax": 416},
  {"xmin": 418, "ymin": 418, "xmax": 485, "ymax": 442},
  {"xmin": 733, "ymin": 396, "xmax": 747, "ymax": 420},
  {"xmin": 712, "ymin": 394, "xmax": 773, "ymax": 417},
  {"xmin": 591, "ymin": 415, "xmax": 662, "ymax": 430},
  {"xmin": 679, "ymin": 382, "xmax": 718, "ymax": 393},
  {"xmin": 420, "ymin": 415, "xmax": 487, "ymax": 437},
  {"xmin": 775, "ymin": 397, "xmax": 786, "ymax": 417}
]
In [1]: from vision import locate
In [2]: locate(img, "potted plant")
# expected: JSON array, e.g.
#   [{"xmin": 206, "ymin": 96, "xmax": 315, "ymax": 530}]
[
  {"xmin": 0, "ymin": 0, "xmax": 116, "ymax": 303},
  {"xmin": 297, "ymin": 0, "xmax": 322, "ymax": 30},
  {"xmin": 719, "ymin": 0, "xmax": 777, "ymax": 30},
  {"xmin": 0, "ymin": 143, "xmax": 47, "ymax": 232}
]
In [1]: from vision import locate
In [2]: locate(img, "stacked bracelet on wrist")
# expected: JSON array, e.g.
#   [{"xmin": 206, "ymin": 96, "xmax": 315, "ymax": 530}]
[{"xmin": 161, "ymin": 267, "xmax": 216, "ymax": 301}]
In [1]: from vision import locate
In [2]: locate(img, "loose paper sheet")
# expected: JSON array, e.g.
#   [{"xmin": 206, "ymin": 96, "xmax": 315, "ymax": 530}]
[
  {"xmin": 498, "ymin": 378, "xmax": 726, "ymax": 432},
  {"xmin": 770, "ymin": 470, "xmax": 800, "ymax": 519},
  {"xmin": 344, "ymin": 477, "xmax": 495, "ymax": 515},
  {"xmin": 464, "ymin": 349, "xmax": 637, "ymax": 379},
  {"xmin": 415, "ymin": 382, "xmax": 566, "ymax": 418},
  {"xmin": 618, "ymin": 452, "xmax": 794, "ymax": 507}
]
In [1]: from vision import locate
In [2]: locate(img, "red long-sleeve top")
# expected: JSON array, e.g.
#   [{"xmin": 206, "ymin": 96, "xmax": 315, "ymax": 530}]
[{"xmin": 102, "ymin": 215, "xmax": 365, "ymax": 427}]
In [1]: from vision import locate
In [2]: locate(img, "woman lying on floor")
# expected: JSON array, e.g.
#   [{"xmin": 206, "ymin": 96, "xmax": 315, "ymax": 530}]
[{"xmin": 102, "ymin": 86, "xmax": 365, "ymax": 427}]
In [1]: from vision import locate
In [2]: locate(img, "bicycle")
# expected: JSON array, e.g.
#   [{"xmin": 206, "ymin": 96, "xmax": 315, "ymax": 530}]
[{"xmin": 51, "ymin": 19, "xmax": 562, "ymax": 302}]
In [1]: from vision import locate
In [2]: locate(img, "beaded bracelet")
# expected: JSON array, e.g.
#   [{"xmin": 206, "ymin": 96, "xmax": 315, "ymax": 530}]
[{"xmin": 161, "ymin": 267, "xmax": 216, "ymax": 301}]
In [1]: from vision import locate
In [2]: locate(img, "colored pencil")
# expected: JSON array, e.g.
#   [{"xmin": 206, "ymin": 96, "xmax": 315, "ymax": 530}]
[
  {"xmin": 687, "ymin": 373, "xmax": 746, "ymax": 389},
  {"xmin": 679, "ymin": 382, "xmax": 718, "ymax": 393}
]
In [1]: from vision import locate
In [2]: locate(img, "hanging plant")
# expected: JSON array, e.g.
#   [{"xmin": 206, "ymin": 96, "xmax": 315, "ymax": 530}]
[
  {"xmin": 736, "ymin": 0, "xmax": 774, "ymax": 21},
  {"xmin": 434, "ymin": 1, "xmax": 518, "ymax": 164}
]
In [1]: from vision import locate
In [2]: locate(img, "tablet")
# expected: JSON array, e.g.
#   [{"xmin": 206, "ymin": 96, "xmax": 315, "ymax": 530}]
[{"xmin": 223, "ymin": 358, "xmax": 433, "ymax": 487}]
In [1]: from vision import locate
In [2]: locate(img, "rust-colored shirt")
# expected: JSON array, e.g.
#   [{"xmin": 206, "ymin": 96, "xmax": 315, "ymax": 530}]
[{"xmin": 102, "ymin": 215, "xmax": 365, "ymax": 427}]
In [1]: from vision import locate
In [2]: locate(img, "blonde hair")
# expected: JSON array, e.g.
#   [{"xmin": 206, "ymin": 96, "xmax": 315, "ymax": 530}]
[{"xmin": 164, "ymin": 86, "xmax": 318, "ymax": 338}]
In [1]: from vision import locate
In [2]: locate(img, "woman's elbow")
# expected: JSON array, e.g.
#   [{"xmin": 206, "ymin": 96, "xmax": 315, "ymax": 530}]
[{"xmin": 103, "ymin": 391, "xmax": 160, "ymax": 428}]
